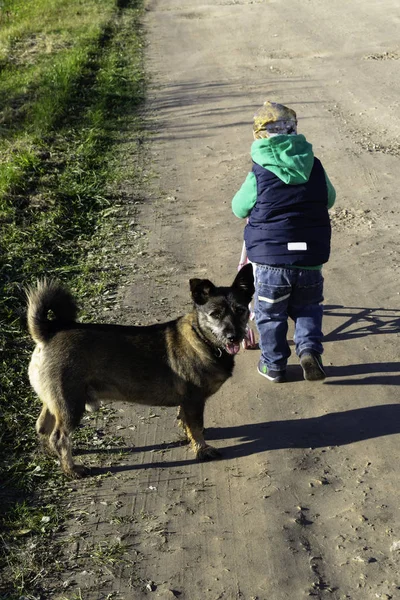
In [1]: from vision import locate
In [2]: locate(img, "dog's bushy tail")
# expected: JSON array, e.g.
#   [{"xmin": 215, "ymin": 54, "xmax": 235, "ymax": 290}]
[{"xmin": 26, "ymin": 279, "xmax": 78, "ymax": 344}]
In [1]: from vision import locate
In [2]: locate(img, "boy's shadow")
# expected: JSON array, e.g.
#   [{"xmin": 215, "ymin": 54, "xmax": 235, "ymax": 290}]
[
  {"xmin": 324, "ymin": 362, "xmax": 400, "ymax": 385},
  {"xmin": 324, "ymin": 304, "xmax": 400, "ymax": 342},
  {"xmin": 318, "ymin": 305, "xmax": 400, "ymax": 384},
  {"xmin": 248, "ymin": 304, "xmax": 399, "ymax": 352},
  {"xmin": 284, "ymin": 361, "xmax": 400, "ymax": 385}
]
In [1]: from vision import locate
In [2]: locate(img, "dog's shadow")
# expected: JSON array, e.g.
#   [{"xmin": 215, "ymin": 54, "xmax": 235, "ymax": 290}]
[{"xmin": 86, "ymin": 403, "xmax": 400, "ymax": 475}]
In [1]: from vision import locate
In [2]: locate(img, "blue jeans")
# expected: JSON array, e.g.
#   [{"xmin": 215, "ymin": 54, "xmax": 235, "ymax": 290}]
[{"xmin": 254, "ymin": 264, "xmax": 324, "ymax": 372}]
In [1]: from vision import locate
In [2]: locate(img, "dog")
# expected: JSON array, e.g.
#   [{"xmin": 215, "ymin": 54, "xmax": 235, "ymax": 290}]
[{"xmin": 27, "ymin": 264, "xmax": 254, "ymax": 477}]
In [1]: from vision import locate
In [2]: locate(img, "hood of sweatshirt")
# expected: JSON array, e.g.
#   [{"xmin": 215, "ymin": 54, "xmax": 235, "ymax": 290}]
[{"xmin": 251, "ymin": 134, "xmax": 315, "ymax": 184}]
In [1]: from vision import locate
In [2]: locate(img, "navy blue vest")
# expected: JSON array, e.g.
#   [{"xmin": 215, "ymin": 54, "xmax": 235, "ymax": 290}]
[{"xmin": 244, "ymin": 158, "xmax": 331, "ymax": 266}]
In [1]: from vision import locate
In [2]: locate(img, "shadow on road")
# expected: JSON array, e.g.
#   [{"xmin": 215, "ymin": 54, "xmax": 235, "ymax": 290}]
[
  {"xmin": 324, "ymin": 304, "xmax": 400, "ymax": 342},
  {"xmin": 324, "ymin": 361, "xmax": 400, "ymax": 386},
  {"xmin": 85, "ymin": 403, "xmax": 400, "ymax": 475}
]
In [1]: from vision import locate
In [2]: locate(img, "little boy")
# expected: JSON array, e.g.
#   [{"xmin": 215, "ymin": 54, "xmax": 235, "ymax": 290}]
[{"xmin": 232, "ymin": 101, "xmax": 336, "ymax": 382}]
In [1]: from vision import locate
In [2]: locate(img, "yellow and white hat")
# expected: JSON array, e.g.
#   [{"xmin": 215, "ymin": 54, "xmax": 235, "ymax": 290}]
[{"xmin": 253, "ymin": 101, "xmax": 297, "ymax": 137}]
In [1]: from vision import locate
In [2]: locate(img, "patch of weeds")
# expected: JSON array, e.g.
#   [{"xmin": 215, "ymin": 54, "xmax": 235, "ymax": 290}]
[
  {"xmin": 75, "ymin": 416, "xmax": 126, "ymax": 450},
  {"xmin": 90, "ymin": 539, "xmax": 128, "ymax": 566},
  {"xmin": 110, "ymin": 514, "xmax": 137, "ymax": 525},
  {"xmin": 0, "ymin": 500, "xmax": 66, "ymax": 597},
  {"xmin": 60, "ymin": 591, "xmax": 84, "ymax": 600},
  {"xmin": 3, "ymin": 499, "xmax": 62, "ymax": 537}
]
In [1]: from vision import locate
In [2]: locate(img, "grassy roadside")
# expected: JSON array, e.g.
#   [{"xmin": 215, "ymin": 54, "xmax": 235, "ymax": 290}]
[{"xmin": 0, "ymin": 0, "xmax": 146, "ymax": 596}]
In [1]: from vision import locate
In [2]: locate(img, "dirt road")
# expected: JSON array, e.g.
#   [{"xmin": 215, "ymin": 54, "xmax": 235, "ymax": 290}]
[{"xmin": 55, "ymin": 1, "xmax": 400, "ymax": 598}]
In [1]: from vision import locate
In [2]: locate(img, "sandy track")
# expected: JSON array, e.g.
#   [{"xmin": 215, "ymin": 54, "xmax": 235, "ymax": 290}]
[{"xmin": 54, "ymin": 1, "xmax": 400, "ymax": 598}]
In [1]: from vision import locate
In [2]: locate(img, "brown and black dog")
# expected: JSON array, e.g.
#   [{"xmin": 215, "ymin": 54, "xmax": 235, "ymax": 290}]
[{"xmin": 27, "ymin": 264, "xmax": 254, "ymax": 477}]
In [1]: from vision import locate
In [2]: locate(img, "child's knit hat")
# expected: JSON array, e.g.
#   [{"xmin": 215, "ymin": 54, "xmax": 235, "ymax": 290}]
[{"xmin": 253, "ymin": 101, "xmax": 297, "ymax": 137}]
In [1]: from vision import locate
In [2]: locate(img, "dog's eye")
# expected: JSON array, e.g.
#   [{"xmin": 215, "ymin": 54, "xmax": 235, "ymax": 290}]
[
  {"xmin": 235, "ymin": 306, "xmax": 247, "ymax": 314},
  {"xmin": 210, "ymin": 310, "xmax": 222, "ymax": 319}
]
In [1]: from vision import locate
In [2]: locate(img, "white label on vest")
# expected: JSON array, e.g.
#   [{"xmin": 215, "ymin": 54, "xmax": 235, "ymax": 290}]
[{"xmin": 288, "ymin": 242, "xmax": 307, "ymax": 251}]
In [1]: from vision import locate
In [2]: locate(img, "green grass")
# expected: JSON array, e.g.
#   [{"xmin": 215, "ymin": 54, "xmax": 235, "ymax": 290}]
[
  {"xmin": 90, "ymin": 540, "xmax": 128, "ymax": 565},
  {"xmin": 0, "ymin": 0, "xmax": 145, "ymax": 595},
  {"xmin": 0, "ymin": 0, "xmax": 116, "ymax": 197}
]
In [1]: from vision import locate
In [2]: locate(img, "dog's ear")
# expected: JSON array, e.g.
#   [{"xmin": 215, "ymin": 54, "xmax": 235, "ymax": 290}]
[
  {"xmin": 190, "ymin": 279, "xmax": 216, "ymax": 305},
  {"xmin": 232, "ymin": 263, "xmax": 255, "ymax": 300}
]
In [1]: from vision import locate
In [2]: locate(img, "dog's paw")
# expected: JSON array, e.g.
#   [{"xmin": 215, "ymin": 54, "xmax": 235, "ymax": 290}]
[
  {"xmin": 196, "ymin": 445, "xmax": 222, "ymax": 461},
  {"xmin": 64, "ymin": 464, "xmax": 90, "ymax": 479}
]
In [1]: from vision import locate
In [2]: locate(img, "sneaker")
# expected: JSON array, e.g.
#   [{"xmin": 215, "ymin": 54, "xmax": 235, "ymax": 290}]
[
  {"xmin": 257, "ymin": 361, "xmax": 287, "ymax": 383},
  {"xmin": 300, "ymin": 352, "xmax": 326, "ymax": 381}
]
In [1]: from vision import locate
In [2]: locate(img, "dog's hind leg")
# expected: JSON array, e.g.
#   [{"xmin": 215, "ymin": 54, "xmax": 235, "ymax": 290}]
[
  {"xmin": 48, "ymin": 417, "xmax": 87, "ymax": 478},
  {"xmin": 36, "ymin": 405, "xmax": 56, "ymax": 454},
  {"xmin": 85, "ymin": 384, "xmax": 103, "ymax": 413},
  {"xmin": 85, "ymin": 398, "xmax": 101, "ymax": 413},
  {"xmin": 45, "ymin": 391, "xmax": 87, "ymax": 479},
  {"xmin": 36, "ymin": 404, "xmax": 55, "ymax": 436},
  {"xmin": 179, "ymin": 401, "xmax": 221, "ymax": 461}
]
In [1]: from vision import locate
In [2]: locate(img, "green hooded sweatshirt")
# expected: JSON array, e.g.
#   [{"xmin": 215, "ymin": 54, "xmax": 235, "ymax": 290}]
[{"xmin": 232, "ymin": 134, "xmax": 336, "ymax": 218}]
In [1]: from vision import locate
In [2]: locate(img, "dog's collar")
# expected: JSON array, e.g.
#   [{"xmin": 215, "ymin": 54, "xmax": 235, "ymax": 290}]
[{"xmin": 191, "ymin": 324, "xmax": 223, "ymax": 358}]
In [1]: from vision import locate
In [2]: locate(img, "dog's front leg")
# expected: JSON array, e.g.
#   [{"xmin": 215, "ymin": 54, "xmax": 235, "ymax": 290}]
[{"xmin": 179, "ymin": 401, "xmax": 221, "ymax": 461}]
